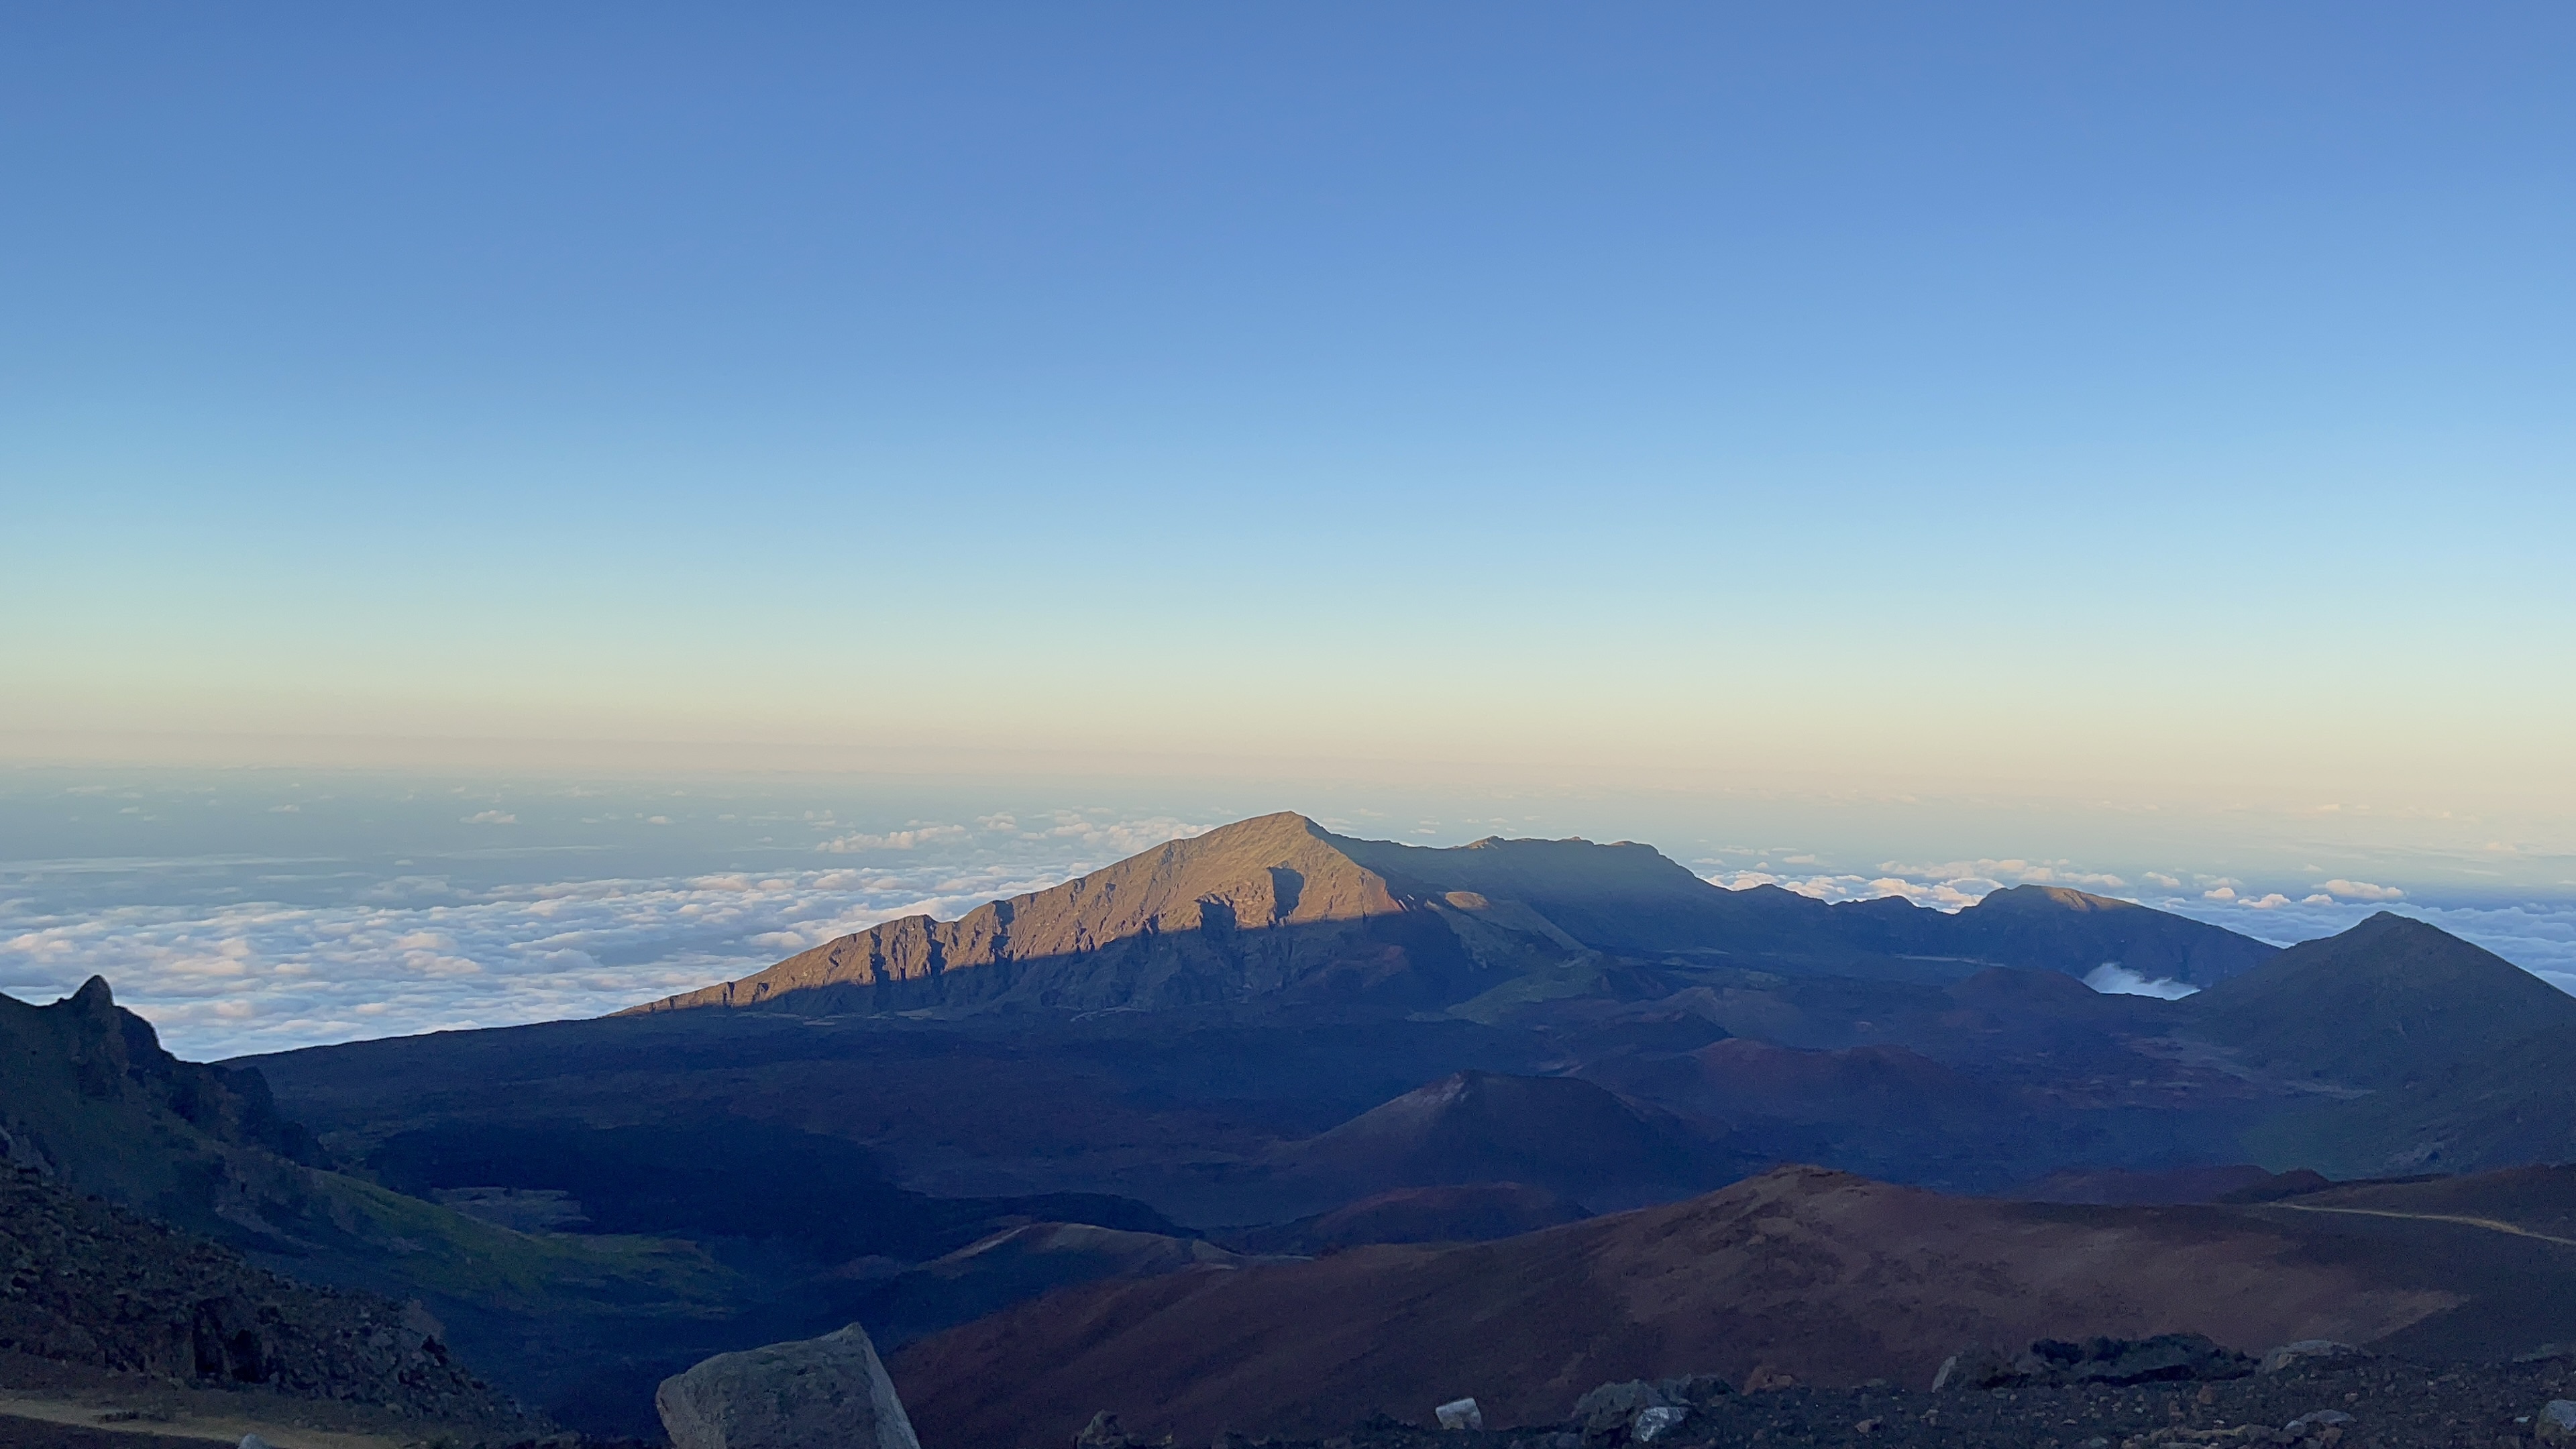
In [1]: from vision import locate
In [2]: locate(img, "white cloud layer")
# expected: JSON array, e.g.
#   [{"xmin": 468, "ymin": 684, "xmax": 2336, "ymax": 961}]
[
  {"xmin": 0, "ymin": 810, "xmax": 1211, "ymax": 1059},
  {"xmin": 1699, "ymin": 859, "xmax": 2576, "ymax": 1002},
  {"xmin": 7, "ymin": 794, "xmax": 2571, "ymax": 1061},
  {"xmin": 2084, "ymin": 963, "xmax": 2200, "ymax": 1000},
  {"xmin": 817, "ymin": 823, "xmax": 970, "ymax": 852}
]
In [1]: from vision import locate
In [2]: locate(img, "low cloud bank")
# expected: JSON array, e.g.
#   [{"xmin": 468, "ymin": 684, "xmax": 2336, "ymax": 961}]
[
  {"xmin": 0, "ymin": 810, "xmax": 1211, "ymax": 1059},
  {"xmin": 2082, "ymin": 963, "xmax": 2200, "ymax": 1000},
  {"xmin": 1697, "ymin": 858, "xmax": 2575, "ymax": 1002}
]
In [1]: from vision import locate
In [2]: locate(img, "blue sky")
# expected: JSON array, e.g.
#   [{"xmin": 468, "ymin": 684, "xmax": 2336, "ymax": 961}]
[{"xmin": 5, "ymin": 4, "xmax": 2574, "ymax": 825}]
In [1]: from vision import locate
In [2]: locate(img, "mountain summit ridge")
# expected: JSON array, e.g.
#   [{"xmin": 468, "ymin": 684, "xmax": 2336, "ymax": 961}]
[{"xmin": 623, "ymin": 812, "xmax": 2276, "ymax": 1018}]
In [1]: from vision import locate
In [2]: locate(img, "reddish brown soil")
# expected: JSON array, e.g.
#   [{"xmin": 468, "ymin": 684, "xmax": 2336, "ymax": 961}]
[{"xmin": 890, "ymin": 1167, "xmax": 2472, "ymax": 1449}]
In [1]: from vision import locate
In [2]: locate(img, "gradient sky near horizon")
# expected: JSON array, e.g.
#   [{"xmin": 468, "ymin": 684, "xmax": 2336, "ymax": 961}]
[{"xmin": 6, "ymin": 4, "xmax": 2575, "ymax": 825}]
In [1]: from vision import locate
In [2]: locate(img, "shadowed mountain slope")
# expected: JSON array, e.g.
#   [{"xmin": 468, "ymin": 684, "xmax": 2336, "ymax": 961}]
[
  {"xmin": 2165, "ymin": 913, "xmax": 2576, "ymax": 1176},
  {"xmin": 1267, "ymin": 1070, "xmax": 1727, "ymax": 1212},
  {"xmin": 0, "ymin": 1165, "xmax": 540, "ymax": 1434},
  {"xmin": 849, "ymin": 1221, "xmax": 1291, "ymax": 1351},
  {"xmin": 0, "ymin": 980, "xmax": 797, "ymax": 1438},
  {"xmin": 1831, "ymin": 885, "xmax": 2275, "ymax": 987},
  {"xmin": 2239, "ymin": 1025, "xmax": 2576, "ymax": 1178},
  {"xmin": 2269, "ymin": 1163, "xmax": 2576, "ymax": 1240},
  {"xmin": 890, "ymin": 1164, "xmax": 2559, "ymax": 1449},
  {"xmin": 2182, "ymin": 912, "xmax": 2576, "ymax": 1089},
  {"xmin": 0, "ymin": 977, "xmax": 325, "ymax": 1228},
  {"xmin": 1226, "ymin": 1182, "xmax": 1591, "ymax": 1254},
  {"xmin": 625, "ymin": 814, "xmax": 2279, "ymax": 1018}
]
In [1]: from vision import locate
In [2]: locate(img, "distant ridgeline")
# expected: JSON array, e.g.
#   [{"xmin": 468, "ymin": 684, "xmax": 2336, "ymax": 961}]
[{"xmin": 624, "ymin": 811, "xmax": 2274, "ymax": 1017}]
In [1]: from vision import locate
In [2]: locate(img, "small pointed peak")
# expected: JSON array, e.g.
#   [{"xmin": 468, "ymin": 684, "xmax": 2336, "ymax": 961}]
[
  {"xmin": 66, "ymin": 976, "xmax": 113, "ymax": 1010},
  {"xmin": 1974, "ymin": 884, "xmax": 2133, "ymax": 913},
  {"xmin": 1200, "ymin": 810, "xmax": 1319, "ymax": 839}
]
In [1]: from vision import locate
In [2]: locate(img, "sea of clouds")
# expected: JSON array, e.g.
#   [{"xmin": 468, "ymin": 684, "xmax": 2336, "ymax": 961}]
[
  {"xmin": 8, "ymin": 784, "xmax": 2573, "ymax": 1061},
  {"xmin": 1, "ymin": 804, "xmax": 1214, "ymax": 1059}
]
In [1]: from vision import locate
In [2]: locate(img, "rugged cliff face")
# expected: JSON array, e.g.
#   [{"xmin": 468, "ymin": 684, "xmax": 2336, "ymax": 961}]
[
  {"xmin": 623, "ymin": 812, "xmax": 1582, "ymax": 1015},
  {"xmin": 0, "ymin": 978, "xmax": 752, "ymax": 1439},
  {"xmin": 623, "ymin": 812, "xmax": 2278, "ymax": 1018},
  {"xmin": 0, "ymin": 1165, "xmax": 541, "ymax": 1432},
  {"xmin": 0, "ymin": 975, "xmax": 323, "ymax": 1236}
]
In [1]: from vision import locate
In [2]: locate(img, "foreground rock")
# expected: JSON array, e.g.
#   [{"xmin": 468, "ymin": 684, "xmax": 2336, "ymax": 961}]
[
  {"xmin": 1933, "ymin": 1334, "xmax": 2257, "ymax": 1391},
  {"xmin": 1568, "ymin": 1377, "xmax": 1732, "ymax": 1444},
  {"xmin": 657, "ymin": 1323, "xmax": 920, "ymax": 1449},
  {"xmin": 1067, "ymin": 1350, "xmax": 2576, "ymax": 1449},
  {"xmin": 1435, "ymin": 1399, "xmax": 1483, "ymax": 1431}
]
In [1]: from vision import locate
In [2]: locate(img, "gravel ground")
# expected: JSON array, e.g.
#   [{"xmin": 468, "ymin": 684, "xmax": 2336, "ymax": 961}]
[
  {"xmin": 1302, "ymin": 1356, "xmax": 2576, "ymax": 1449},
  {"xmin": 0, "ymin": 1416, "xmax": 209, "ymax": 1449}
]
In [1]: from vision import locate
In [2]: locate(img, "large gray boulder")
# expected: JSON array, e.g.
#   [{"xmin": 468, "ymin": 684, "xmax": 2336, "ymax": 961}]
[{"xmin": 657, "ymin": 1323, "xmax": 922, "ymax": 1449}]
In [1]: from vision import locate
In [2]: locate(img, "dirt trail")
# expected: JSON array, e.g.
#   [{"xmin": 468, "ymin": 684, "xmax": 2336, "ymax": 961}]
[
  {"xmin": 2266, "ymin": 1201, "xmax": 2576, "ymax": 1247},
  {"xmin": 0, "ymin": 1393, "xmax": 410, "ymax": 1448}
]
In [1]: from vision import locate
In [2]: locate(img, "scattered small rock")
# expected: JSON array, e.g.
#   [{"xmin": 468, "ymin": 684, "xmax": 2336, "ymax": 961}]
[
  {"xmin": 1630, "ymin": 1406, "xmax": 1686, "ymax": 1442},
  {"xmin": 2538, "ymin": 1399, "xmax": 2576, "ymax": 1445},
  {"xmin": 1434, "ymin": 1398, "xmax": 1481, "ymax": 1432}
]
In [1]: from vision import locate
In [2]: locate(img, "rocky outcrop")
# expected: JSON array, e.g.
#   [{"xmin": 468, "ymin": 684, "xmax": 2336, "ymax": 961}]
[
  {"xmin": 657, "ymin": 1322, "xmax": 920, "ymax": 1449},
  {"xmin": 1932, "ymin": 1334, "xmax": 2255, "ymax": 1391},
  {"xmin": 0, "ymin": 976, "xmax": 325, "ymax": 1238},
  {"xmin": 1569, "ymin": 1377, "xmax": 1732, "ymax": 1444},
  {"xmin": 0, "ymin": 1165, "xmax": 537, "ymax": 1432}
]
